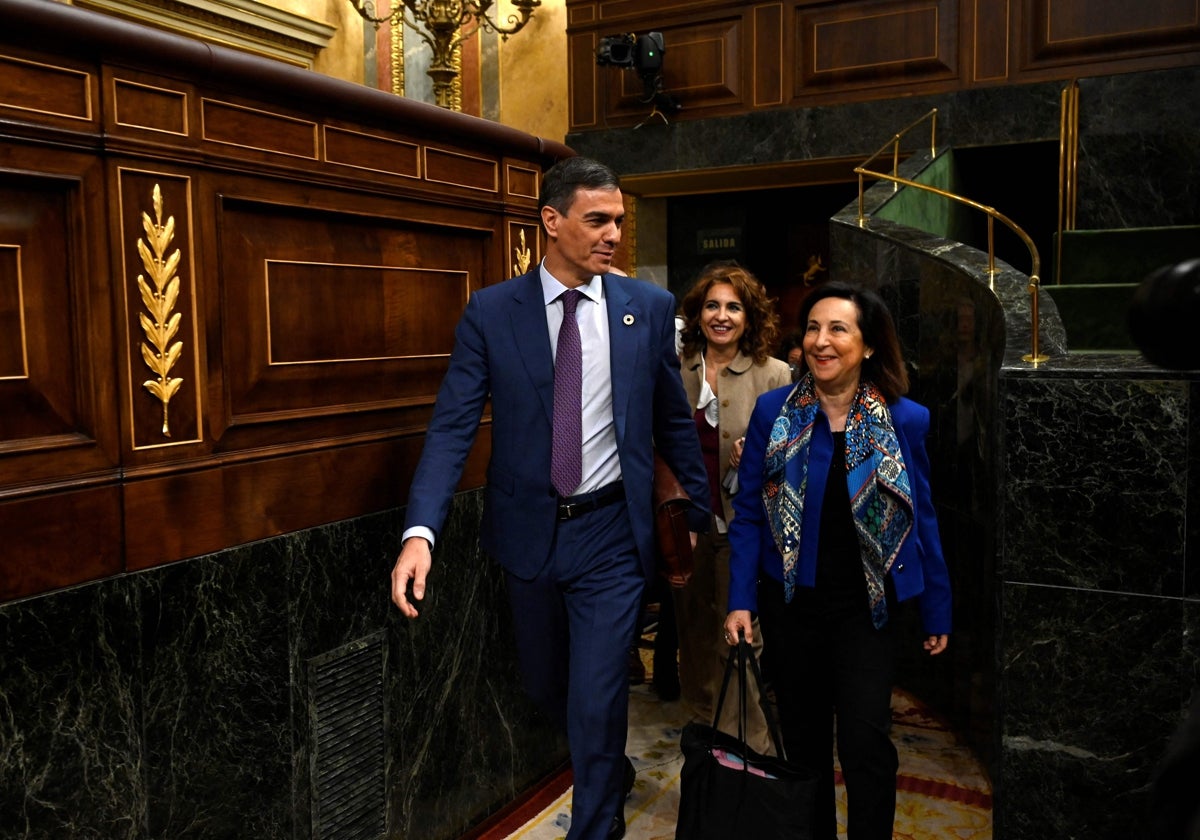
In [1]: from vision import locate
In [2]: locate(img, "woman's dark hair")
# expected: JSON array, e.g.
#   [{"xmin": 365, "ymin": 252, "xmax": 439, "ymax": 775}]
[
  {"xmin": 797, "ymin": 281, "xmax": 909, "ymax": 401},
  {"xmin": 778, "ymin": 329, "xmax": 804, "ymax": 359},
  {"xmin": 678, "ymin": 260, "xmax": 781, "ymax": 364},
  {"xmin": 539, "ymin": 156, "xmax": 621, "ymax": 215}
]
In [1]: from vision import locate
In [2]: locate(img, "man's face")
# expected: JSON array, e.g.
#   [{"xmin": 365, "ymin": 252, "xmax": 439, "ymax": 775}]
[{"xmin": 541, "ymin": 186, "xmax": 624, "ymax": 285}]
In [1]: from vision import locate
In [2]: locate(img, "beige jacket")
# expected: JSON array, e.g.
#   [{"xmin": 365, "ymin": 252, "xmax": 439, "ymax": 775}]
[{"xmin": 680, "ymin": 351, "xmax": 792, "ymax": 524}]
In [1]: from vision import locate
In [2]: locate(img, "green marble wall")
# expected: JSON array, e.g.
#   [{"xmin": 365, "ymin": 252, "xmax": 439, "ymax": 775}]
[{"xmin": 0, "ymin": 494, "xmax": 566, "ymax": 840}]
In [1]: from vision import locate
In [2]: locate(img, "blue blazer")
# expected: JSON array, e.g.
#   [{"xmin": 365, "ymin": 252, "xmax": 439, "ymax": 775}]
[
  {"xmin": 404, "ymin": 269, "xmax": 710, "ymax": 581},
  {"xmin": 727, "ymin": 385, "xmax": 952, "ymax": 636}
]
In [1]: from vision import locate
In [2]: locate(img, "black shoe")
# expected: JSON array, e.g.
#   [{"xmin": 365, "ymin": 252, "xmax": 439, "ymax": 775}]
[
  {"xmin": 608, "ymin": 815, "xmax": 626, "ymax": 839},
  {"xmin": 653, "ymin": 664, "xmax": 680, "ymax": 701},
  {"xmin": 623, "ymin": 756, "xmax": 636, "ymax": 797}
]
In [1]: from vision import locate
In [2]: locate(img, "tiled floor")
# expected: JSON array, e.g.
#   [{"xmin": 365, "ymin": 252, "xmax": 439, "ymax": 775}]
[{"xmin": 474, "ymin": 644, "xmax": 992, "ymax": 840}]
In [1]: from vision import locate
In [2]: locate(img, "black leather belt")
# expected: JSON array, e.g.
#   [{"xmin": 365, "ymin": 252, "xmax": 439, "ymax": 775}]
[{"xmin": 556, "ymin": 481, "xmax": 625, "ymax": 521}]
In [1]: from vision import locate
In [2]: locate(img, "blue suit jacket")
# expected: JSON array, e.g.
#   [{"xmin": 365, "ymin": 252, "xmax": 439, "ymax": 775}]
[
  {"xmin": 727, "ymin": 385, "xmax": 952, "ymax": 636},
  {"xmin": 404, "ymin": 269, "xmax": 710, "ymax": 580}
]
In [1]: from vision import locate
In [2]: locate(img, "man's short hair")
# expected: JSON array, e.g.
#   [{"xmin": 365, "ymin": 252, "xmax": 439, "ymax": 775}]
[{"xmin": 539, "ymin": 157, "xmax": 621, "ymax": 215}]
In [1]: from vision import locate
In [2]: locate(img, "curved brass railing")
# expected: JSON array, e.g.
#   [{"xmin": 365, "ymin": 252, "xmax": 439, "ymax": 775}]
[{"xmin": 854, "ymin": 108, "xmax": 1048, "ymax": 364}]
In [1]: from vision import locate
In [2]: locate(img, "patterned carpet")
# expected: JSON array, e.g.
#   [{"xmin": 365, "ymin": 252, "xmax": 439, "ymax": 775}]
[{"xmin": 470, "ymin": 641, "xmax": 992, "ymax": 839}]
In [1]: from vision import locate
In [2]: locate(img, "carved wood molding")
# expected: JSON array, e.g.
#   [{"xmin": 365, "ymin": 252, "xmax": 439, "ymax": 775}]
[{"xmin": 75, "ymin": 0, "xmax": 336, "ymax": 67}]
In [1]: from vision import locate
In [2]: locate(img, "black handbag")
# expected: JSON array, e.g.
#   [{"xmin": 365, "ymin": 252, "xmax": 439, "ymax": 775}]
[{"xmin": 675, "ymin": 633, "xmax": 815, "ymax": 839}]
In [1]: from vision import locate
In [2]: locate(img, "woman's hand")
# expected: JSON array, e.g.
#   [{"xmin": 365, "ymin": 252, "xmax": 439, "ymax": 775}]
[
  {"xmin": 923, "ymin": 634, "xmax": 949, "ymax": 656},
  {"xmin": 723, "ymin": 610, "xmax": 753, "ymax": 646},
  {"xmin": 729, "ymin": 436, "xmax": 746, "ymax": 469}
]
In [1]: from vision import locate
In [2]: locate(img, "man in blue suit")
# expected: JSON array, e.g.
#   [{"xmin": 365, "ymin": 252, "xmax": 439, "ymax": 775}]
[{"xmin": 391, "ymin": 156, "xmax": 710, "ymax": 840}]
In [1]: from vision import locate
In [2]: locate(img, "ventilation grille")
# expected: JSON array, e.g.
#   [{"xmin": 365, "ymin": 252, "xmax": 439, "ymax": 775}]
[{"xmin": 309, "ymin": 632, "xmax": 387, "ymax": 840}]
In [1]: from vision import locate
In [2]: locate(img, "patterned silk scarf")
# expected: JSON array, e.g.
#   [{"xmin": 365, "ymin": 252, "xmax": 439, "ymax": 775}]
[{"xmin": 763, "ymin": 373, "xmax": 914, "ymax": 628}]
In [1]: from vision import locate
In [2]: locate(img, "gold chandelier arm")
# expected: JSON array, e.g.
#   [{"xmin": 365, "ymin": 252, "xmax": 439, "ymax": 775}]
[
  {"xmin": 347, "ymin": 0, "xmax": 404, "ymax": 28},
  {"xmin": 472, "ymin": 0, "xmax": 540, "ymax": 38}
]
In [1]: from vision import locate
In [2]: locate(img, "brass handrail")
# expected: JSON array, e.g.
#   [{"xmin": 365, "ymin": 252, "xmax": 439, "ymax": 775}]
[
  {"xmin": 1055, "ymin": 80, "xmax": 1080, "ymax": 284},
  {"xmin": 854, "ymin": 108, "xmax": 1048, "ymax": 365}
]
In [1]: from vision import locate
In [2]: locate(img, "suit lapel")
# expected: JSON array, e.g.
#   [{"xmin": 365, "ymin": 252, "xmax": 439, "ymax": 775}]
[
  {"xmin": 508, "ymin": 270, "xmax": 555, "ymax": 423},
  {"xmin": 605, "ymin": 275, "xmax": 642, "ymax": 441},
  {"xmin": 512, "ymin": 271, "xmax": 647, "ymax": 433}
]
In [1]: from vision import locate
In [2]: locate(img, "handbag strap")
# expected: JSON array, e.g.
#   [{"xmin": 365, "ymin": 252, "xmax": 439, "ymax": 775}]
[
  {"xmin": 708, "ymin": 630, "xmax": 790, "ymax": 762},
  {"xmin": 743, "ymin": 634, "xmax": 788, "ymax": 761}
]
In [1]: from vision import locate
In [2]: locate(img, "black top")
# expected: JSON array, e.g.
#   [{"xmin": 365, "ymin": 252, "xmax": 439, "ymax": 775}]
[{"xmin": 795, "ymin": 431, "xmax": 865, "ymax": 618}]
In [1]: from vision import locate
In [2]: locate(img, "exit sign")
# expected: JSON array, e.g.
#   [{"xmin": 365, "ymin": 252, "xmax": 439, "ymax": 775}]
[{"xmin": 697, "ymin": 227, "xmax": 741, "ymax": 254}]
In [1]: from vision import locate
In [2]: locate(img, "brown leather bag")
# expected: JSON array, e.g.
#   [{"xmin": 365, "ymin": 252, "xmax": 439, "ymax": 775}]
[{"xmin": 653, "ymin": 452, "xmax": 694, "ymax": 588}]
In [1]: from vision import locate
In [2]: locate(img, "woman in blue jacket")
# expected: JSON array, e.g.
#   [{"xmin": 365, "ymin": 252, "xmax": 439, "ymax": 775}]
[{"xmin": 723, "ymin": 282, "xmax": 951, "ymax": 840}]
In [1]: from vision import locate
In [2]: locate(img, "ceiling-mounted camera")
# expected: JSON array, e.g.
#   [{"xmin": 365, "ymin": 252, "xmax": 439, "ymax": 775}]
[
  {"xmin": 595, "ymin": 31, "xmax": 679, "ymax": 118},
  {"xmin": 596, "ymin": 32, "xmax": 665, "ymax": 77},
  {"xmin": 597, "ymin": 33, "xmax": 637, "ymax": 68}
]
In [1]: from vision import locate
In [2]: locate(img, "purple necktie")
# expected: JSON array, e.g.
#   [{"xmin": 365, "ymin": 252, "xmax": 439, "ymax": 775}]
[{"xmin": 551, "ymin": 289, "xmax": 584, "ymax": 497}]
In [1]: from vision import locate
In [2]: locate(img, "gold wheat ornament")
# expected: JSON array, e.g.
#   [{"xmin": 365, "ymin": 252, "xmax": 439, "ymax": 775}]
[
  {"xmin": 136, "ymin": 184, "xmax": 184, "ymax": 437},
  {"xmin": 512, "ymin": 228, "xmax": 531, "ymax": 277}
]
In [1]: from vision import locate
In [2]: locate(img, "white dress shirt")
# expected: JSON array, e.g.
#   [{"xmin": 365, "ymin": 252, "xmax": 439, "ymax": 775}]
[{"xmin": 540, "ymin": 263, "xmax": 621, "ymax": 495}]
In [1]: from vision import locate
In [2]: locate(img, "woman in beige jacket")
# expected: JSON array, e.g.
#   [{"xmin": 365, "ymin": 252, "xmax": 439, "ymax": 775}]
[{"xmin": 674, "ymin": 260, "xmax": 791, "ymax": 755}]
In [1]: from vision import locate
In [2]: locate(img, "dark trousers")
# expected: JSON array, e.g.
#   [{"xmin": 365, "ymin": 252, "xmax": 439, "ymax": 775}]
[
  {"xmin": 758, "ymin": 578, "xmax": 899, "ymax": 840},
  {"xmin": 505, "ymin": 500, "xmax": 644, "ymax": 840}
]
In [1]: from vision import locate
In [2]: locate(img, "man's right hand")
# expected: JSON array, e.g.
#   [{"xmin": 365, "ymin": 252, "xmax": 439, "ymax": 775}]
[{"xmin": 391, "ymin": 537, "xmax": 432, "ymax": 618}]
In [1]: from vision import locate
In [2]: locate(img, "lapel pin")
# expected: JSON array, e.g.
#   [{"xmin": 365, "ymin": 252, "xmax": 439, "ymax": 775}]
[{"xmin": 623, "ymin": 314, "xmax": 635, "ymax": 326}]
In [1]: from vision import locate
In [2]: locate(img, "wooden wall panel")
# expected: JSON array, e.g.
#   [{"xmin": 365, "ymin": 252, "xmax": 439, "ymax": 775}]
[
  {"xmin": 0, "ymin": 246, "xmax": 25, "ymax": 378},
  {"xmin": 569, "ymin": 2, "xmax": 597, "ymax": 24},
  {"xmin": 570, "ymin": 31, "xmax": 599, "ymax": 128},
  {"xmin": 123, "ymin": 437, "xmax": 414, "ymax": 571},
  {"xmin": 753, "ymin": 4, "xmax": 787, "ymax": 106},
  {"xmin": 0, "ymin": 0, "xmax": 570, "ymax": 602},
  {"xmin": 505, "ymin": 160, "xmax": 540, "ymax": 205},
  {"xmin": 972, "ymin": 0, "xmax": 1011, "ymax": 81},
  {"xmin": 109, "ymin": 79, "xmax": 517, "ymax": 204},
  {"xmin": 796, "ymin": 0, "xmax": 958, "ymax": 93},
  {"xmin": 0, "ymin": 487, "xmax": 122, "ymax": 602},
  {"xmin": 566, "ymin": 0, "xmax": 1200, "ymax": 129},
  {"xmin": 1025, "ymin": 0, "xmax": 1200, "ymax": 66},
  {"xmin": 110, "ymin": 74, "xmax": 190, "ymax": 138},
  {"xmin": 600, "ymin": 0, "xmax": 700, "ymax": 18},
  {"xmin": 202, "ymin": 98, "xmax": 319, "ymax": 160},
  {"xmin": 424, "ymin": 147, "xmax": 498, "ymax": 193},
  {"xmin": 0, "ymin": 156, "xmax": 119, "ymax": 486},
  {"xmin": 265, "ymin": 264, "xmax": 463, "ymax": 364},
  {"xmin": 214, "ymin": 197, "xmax": 492, "ymax": 433},
  {"xmin": 0, "ymin": 186, "xmax": 80, "ymax": 441},
  {"xmin": 324, "ymin": 126, "xmax": 421, "ymax": 180},
  {"xmin": 0, "ymin": 53, "xmax": 94, "ymax": 126},
  {"xmin": 0, "ymin": 135, "xmax": 120, "ymax": 604},
  {"xmin": 122, "ymin": 429, "xmax": 491, "ymax": 571}
]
